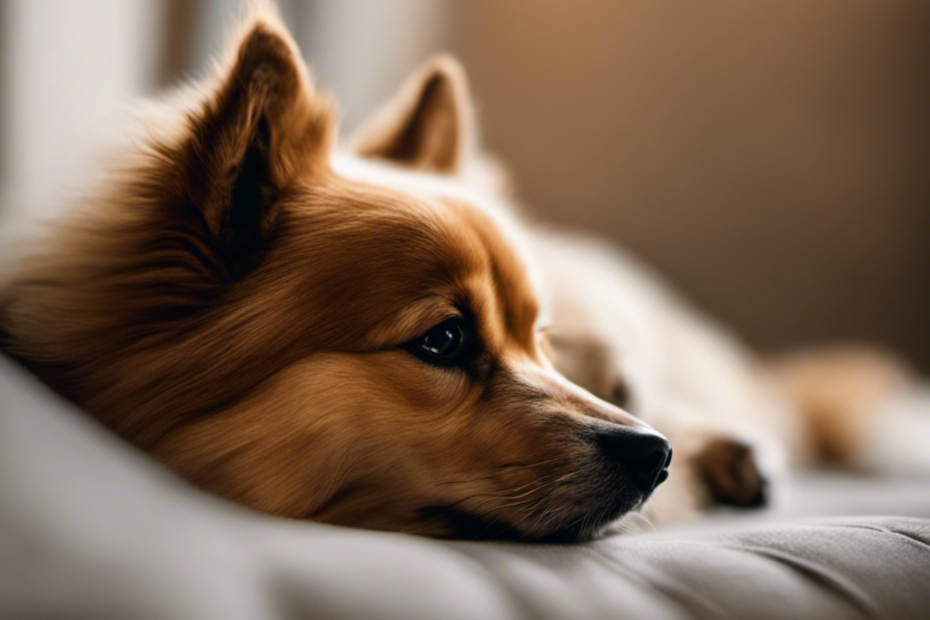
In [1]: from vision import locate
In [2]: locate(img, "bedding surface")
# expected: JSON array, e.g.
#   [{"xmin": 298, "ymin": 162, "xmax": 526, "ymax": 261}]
[{"xmin": 2, "ymin": 354, "xmax": 929, "ymax": 620}]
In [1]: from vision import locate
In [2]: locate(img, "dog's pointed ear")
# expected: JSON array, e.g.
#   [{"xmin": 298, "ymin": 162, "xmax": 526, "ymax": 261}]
[
  {"xmin": 159, "ymin": 11, "xmax": 333, "ymax": 279},
  {"xmin": 350, "ymin": 54, "xmax": 475, "ymax": 173}
]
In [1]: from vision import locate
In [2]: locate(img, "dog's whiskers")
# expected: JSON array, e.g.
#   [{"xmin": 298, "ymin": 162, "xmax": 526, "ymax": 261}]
[
  {"xmin": 436, "ymin": 457, "xmax": 565, "ymax": 487},
  {"xmin": 622, "ymin": 510, "xmax": 656, "ymax": 534},
  {"xmin": 496, "ymin": 457, "xmax": 563, "ymax": 471},
  {"xmin": 439, "ymin": 471, "xmax": 564, "ymax": 513},
  {"xmin": 466, "ymin": 472, "xmax": 579, "ymax": 539}
]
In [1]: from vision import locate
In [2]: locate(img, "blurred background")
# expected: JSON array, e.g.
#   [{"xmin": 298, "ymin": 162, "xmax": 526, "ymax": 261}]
[{"xmin": 1, "ymin": 0, "xmax": 927, "ymax": 369}]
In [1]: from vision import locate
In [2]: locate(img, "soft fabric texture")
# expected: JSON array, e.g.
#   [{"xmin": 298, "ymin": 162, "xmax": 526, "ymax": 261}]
[{"xmin": 2, "ymin": 354, "xmax": 929, "ymax": 620}]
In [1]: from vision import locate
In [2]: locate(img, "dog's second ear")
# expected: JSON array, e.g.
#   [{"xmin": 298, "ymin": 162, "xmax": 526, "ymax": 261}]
[
  {"xmin": 156, "ymin": 12, "xmax": 333, "ymax": 279},
  {"xmin": 351, "ymin": 55, "xmax": 474, "ymax": 173}
]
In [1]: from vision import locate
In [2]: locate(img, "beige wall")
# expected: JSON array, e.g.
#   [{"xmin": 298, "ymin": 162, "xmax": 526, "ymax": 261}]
[{"xmin": 453, "ymin": 1, "xmax": 930, "ymax": 368}]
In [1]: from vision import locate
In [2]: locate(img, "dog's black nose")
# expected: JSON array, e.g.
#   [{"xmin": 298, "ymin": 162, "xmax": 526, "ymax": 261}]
[{"xmin": 596, "ymin": 427, "xmax": 672, "ymax": 494}]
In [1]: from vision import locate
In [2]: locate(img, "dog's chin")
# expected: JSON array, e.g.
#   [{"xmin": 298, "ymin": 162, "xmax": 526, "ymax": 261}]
[
  {"xmin": 423, "ymin": 482, "xmax": 650, "ymax": 542},
  {"xmin": 536, "ymin": 493, "xmax": 650, "ymax": 543}
]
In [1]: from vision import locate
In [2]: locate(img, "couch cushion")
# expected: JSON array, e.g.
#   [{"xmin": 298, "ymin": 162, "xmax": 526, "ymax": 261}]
[{"xmin": 2, "ymin": 354, "xmax": 929, "ymax": 620}]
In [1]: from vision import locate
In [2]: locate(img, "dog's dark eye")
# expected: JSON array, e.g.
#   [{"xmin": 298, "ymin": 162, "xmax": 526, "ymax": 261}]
[{"xmin": 406, "ymin": 318, "xmax": 470, "ymax": 366}]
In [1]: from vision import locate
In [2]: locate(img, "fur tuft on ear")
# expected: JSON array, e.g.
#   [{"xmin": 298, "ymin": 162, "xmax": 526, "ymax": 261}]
[
  {"xmin": 163, "ymin": 9, "xmax": 334, "ymax": 278},
  {"xmin": 351, "ymin": 54, "xmax": 475, "ymax": 174}
]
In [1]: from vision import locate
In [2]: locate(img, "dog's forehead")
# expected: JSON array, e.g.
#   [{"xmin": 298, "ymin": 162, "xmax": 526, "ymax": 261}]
[
  {"xmin": 443, "ymin": 197, "xmax": 541, "ymax": 348},
  {"xmin": 278, "ymin": 157, "xmax": 544, "ymax": 349},
  {"xmin": 327, "ymin": 151, "xmax": 541, "ymax": 286}
]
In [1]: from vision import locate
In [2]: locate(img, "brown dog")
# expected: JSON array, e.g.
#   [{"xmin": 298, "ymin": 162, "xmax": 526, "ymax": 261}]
[{"xmin": 1, "ymin": 4, "xmax": 923, "ymax": 540}]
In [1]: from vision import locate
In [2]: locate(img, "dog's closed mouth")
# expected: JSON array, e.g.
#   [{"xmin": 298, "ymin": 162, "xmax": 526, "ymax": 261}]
[{"xmin": 416, "ymin": 438, "xmax": 673, "ymax": 542}]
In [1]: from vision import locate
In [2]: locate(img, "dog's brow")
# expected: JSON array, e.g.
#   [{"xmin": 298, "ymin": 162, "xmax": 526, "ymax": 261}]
[{"xmin": 366, "ymin": 296, "xmax": 461, "ymax": 348}]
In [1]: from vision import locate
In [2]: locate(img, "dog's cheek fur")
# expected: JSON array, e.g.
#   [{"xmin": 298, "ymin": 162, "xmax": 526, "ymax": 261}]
[
  {"xmin": 146, "ymin": 352, "xmax": 448, "ymax": 526},
  {"xmin": 150, "ymin": 350, "xmax": 589, "ymax": 537}
]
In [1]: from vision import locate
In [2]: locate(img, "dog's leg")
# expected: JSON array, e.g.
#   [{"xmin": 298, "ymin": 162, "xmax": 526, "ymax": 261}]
[{"xmin": 767, "ymin": 345, "xmax": 930, "ymax": 475}]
